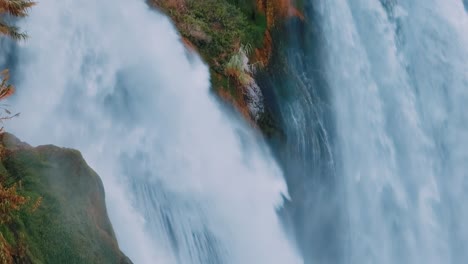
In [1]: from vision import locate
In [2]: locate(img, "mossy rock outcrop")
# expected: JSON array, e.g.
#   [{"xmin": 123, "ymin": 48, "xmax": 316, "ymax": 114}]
[
  {"xmin": 152, "ymin": 0, "xmax": 303, "ymax": 136},
  {"xmin": 0, "ymin": 133, "xmax": 131, "ymax": 264}
]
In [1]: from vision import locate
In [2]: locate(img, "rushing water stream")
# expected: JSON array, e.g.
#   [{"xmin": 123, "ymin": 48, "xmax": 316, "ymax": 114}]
[
  {"xmin": 263, "ymin": 0, "xmax": 468, "ymax": 263},
  {"xmin": 2, "ymin": 0, "xmax": 301, "ymax": 263}
]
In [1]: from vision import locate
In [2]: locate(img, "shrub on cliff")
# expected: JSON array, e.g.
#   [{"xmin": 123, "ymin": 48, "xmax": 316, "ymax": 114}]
[
  {"xmin": 0, "ymin": 0, "xmax": 35, "ymax": 40},
  {"xmin": 153, "ymin": 0, "xmax": 267, "ymax": 79},
  {"xmin": 0, "ymin": 70, "xmax": 19, "ymax": 129},
  {"xmin": 0, "ymin": 0, "xmax": 35, "ymax": 127},
  {"xmin": 225, "ymin": 44, "xmax": 257, "ymax": 86},
  {"xmin": 0, "ymin": 2, "xmax": 35, "ymax": 263}
]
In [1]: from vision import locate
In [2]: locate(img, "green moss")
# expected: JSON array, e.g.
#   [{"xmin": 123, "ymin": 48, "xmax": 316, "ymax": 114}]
[
  {"xmin": 154, "ymin": 0, "xmax": 285, "ymax": 138},
  {"xmin": 226, "ymin": 0, "xmax": 267, "ymax": 48},
  {"xmin": 0, "ymin": 134, "xmax": 130, "ymax": 264},
  {"xmin": 156, "ymin": 0, "xmax": 267, "ymax": 94}
]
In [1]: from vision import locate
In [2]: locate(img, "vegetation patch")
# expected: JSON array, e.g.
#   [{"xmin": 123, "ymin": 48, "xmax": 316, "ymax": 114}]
[
  {"xmin": 0, "ymin": 134, "xmax": 131, "ymax": 264},
  {"xmin": 152, "ymin": 0, "xmax": 267, "ymax": 94},
  {"xmin": 152, "ymin": 0, "xmax": 303, "ymax": 136}
]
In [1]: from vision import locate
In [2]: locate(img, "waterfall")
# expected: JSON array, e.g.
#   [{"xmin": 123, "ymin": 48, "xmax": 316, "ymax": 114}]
[
  {"xmin": 3, "ymin": 0, "xmax": 467, "ymax": 263},
  {"xmin": 2, "ymin": 0, "xmax": 302, "ymax": 263},
  {"xmin": 263, "ymin": 0, "xmax": 468, "ymax": 263},
  {"xmin": 320, "ymin": 1, "xmax": 468, "ymax": 263}
]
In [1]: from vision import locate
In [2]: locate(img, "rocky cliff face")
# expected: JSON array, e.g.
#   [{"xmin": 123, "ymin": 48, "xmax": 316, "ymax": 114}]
[
  {"xmin": 0, "ymin": 133, "xmax": 131, "ymax": 264},
  {"xmin": 152, "ymin": 0, "xmax": 303, "ymax": 135}
]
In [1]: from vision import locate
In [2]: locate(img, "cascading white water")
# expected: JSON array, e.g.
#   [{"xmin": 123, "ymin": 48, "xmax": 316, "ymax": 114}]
[
  {"xmin": 2, "ymin": 0, "xmax": 302, "ymax": 263},
  {"xmin": 313, "ymin": 0, "xmax": 468, "ymax": 263}
]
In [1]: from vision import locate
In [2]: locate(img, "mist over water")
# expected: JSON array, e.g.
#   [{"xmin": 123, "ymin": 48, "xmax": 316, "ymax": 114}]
[{"xmin": 3, "ymin": 0, "xmax": 302, "ymax": 263}]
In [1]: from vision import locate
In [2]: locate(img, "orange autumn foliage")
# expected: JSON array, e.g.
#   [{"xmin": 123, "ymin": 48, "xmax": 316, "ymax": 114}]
[
  {"xmin": 0, "ymin": 70, "xmax": 19, "ymax": 130},
  {"xmin": 0, "ymin": 182, "xmax": 27, "ymax": 225},
  {"xmin": 257, "ymin": 0, "xmax": 304, "ymax": 28},
  {"xmin": 253, "ymin": 0, "xmax": 304, "ymax": 66},
  {"xmin": 0, "ymin": 69, "xmax": 14, "ymax": 100}
]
